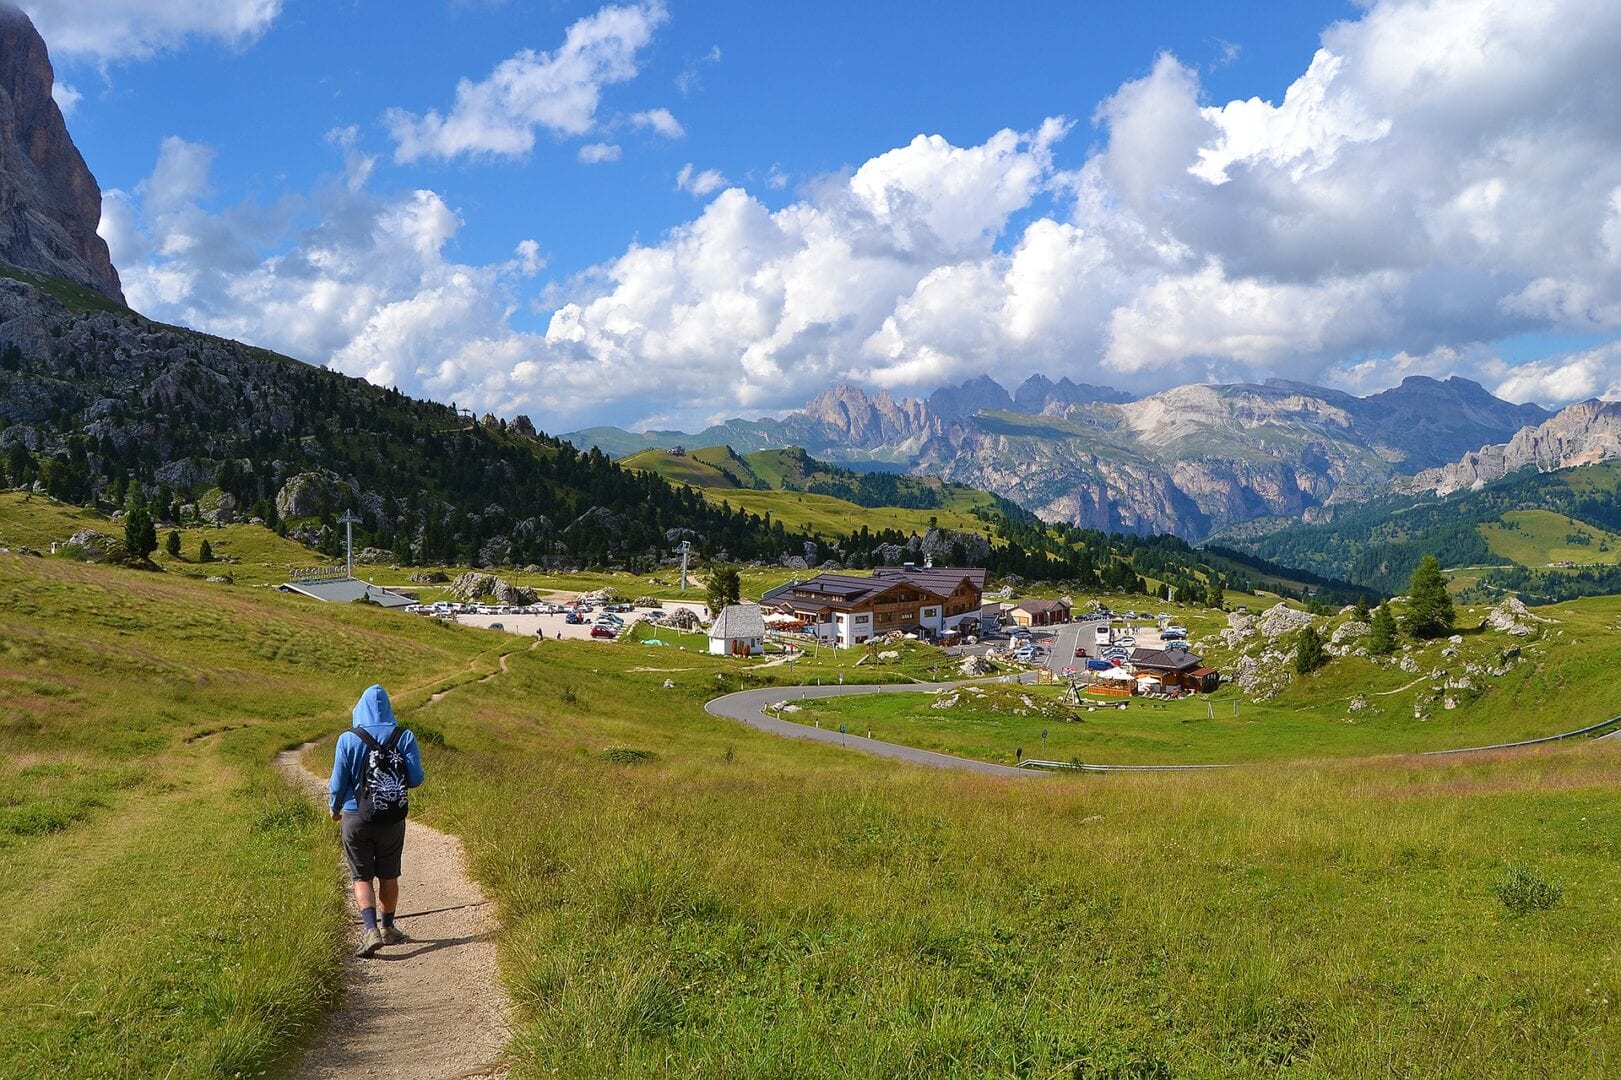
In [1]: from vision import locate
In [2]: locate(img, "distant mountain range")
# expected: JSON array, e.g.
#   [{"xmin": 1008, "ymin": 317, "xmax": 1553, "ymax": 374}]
[{"xmin": 566, "ymin": 372, "xmax": 1552, "ymax": 541}]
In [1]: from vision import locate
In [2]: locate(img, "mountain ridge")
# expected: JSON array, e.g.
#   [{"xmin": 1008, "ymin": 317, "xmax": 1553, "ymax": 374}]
[{"xmin": 565, "ymin": 372, "xmax": 1553, "ymax": 541}]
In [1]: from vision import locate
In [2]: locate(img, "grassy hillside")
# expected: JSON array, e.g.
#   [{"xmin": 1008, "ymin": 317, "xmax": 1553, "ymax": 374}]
[
  {"xmin": 11, "ymin": 545, "xmax": 1621, "ymax": 1073},
  {"xmin": 1479, "ymin": 508, "xmax": 1621, "ymax": 566},
  {"xmin": 0, "ymin": 551, "xmax": 505, "ymax": 1075},
  {"xmin": 1223, "ymin": 460, "xmax": 1621, "ymax": 600}
]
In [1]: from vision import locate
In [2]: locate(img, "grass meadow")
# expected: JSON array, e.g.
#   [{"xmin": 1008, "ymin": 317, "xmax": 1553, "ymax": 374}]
[{"xmin": 7, "ymin": 526, "xmax": 1621, "ymax": 1075}]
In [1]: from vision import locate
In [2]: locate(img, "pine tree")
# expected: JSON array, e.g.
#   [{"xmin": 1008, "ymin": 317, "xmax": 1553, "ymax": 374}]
[
  {"xmin": 1404, "ymin": 554, "xmax": 1455, "ymax": 639},
  {"xmin": 1207, "ymin": 577, "xmax": 1225, "ymax": 610},
  {"xmin": 1368, "ymin": 603, "xmax": 1397, "ymax": 656},
  {"xmin": 1295, "ymin": 624, "xmax": 1327, "ymax": 675},
  {"xmin": 199, "ymin": 538, "xmax": 214, "ymax": 562},
  {"xmin": 165, "ymin": 530, "xmax": 181, "ymax": 558},
  {"xmin": 706, "ymin": 565, "xmax": 740, "ymax": 614},
  {"xmin": 124, "ymin": 500, "xmax": 157, "ymax": 560},
  {"xmin": 1354, "ymin": 595, "xmax": 1371, "ymax": 622}
]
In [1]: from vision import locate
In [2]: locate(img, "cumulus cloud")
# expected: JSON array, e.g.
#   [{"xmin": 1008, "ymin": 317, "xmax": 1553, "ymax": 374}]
[
  {"xmin": 674, "ymin": 163, "xmax": 727, "ymax": 197},
  {"xmin": 384, "ymin": 1, "xmax": 668, "ymax": 162},
  {"xmin": 577, "ymin": 142, "xmax": 622, "ymax": 164},
  {"xmin": 101, "ymin": 134, "xmax": 546, "ymax": 410},
  {"xmin": 108, "ymin": 0, "xmax": 1621, "ymax": 429},
  {"xmin": 629, "ymin": 107, "xmax": 684, "ymax": 138},
  {"xmin": 21, "ymin": 0, "xmax": 281, "ymax": 62}
]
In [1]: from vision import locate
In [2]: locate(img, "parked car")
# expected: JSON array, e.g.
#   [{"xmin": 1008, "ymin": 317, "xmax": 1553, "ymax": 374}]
[
  {"xmin": 564, "ymin": 612, "xmax": 584, "ymax": 625},
  {"xmin": 1164, "ymin": 640, "xmax": 1192, "ymax": 652},
  {"xmin": 1074, "ymin": 646, "xmax": 1088, "ymax": 658},
  {"xmin": 1115, "ymin": 636, "xmax": 1137, "ymax": 648},
  {"xmin": 489, "ymin": 622, "xmax": 504, "ymax": 631},
  {"xmin": 590, "ymin": 624, "xmax": 616, "ymax": 639}
]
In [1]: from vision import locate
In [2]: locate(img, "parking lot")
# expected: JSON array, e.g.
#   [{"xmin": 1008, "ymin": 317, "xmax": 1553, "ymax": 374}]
[{"xmin": 450, "ymin": 600, "xmax": 709, "ymax": 641}]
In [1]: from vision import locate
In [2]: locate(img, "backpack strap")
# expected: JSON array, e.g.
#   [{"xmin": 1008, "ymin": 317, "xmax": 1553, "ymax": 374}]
[
  {"xmin": 351, "ymin": 728, "xmax": 385, "ymax": 752},
  {"xmin": 382, "ymin": 727, "xmax": 405, "ymax": 752}
]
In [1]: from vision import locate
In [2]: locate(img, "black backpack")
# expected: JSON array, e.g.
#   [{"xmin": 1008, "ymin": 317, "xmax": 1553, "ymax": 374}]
[{"xmin": 352, "ymin": 727, "xmax": 411, "ymax": 824}]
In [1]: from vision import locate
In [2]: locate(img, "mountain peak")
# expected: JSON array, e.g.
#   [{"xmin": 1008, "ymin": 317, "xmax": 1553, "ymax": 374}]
[{"xmin": 0, "ymin": 3, "xmax": 124, "ymax": 302}]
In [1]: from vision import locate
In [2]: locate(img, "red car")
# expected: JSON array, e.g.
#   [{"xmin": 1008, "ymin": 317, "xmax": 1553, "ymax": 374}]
[{"xmin": 590, "ymin": 624, "xmax": 617, "ymax": 639}]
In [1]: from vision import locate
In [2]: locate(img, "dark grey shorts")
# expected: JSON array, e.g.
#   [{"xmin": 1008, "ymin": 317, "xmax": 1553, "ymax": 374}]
[{"xmin": 340, "ymin": 812, "xmax": 406, "ymax": 881}]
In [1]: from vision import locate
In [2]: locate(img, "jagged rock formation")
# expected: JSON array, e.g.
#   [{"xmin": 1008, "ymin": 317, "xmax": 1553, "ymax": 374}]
[
  {"xmin": 1403, "ymin": 399, "xmax": 1621, "ymax": 496},
  {"xmin": 568, "ymin": 372, "xmax": 1550, "ymax": 541},
  {"xmin": 0, "ymin": 5, "xmax": 122, "ymax": 302}
]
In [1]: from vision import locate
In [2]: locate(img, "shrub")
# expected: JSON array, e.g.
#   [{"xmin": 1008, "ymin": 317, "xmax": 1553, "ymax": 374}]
[
  {"xmin": 1494, "ymin": 866, "xmax": 1563, "ymax": 916},
  {"xmin": 598, "ymin": 746, "xmax": 659, "ymax": 765}
]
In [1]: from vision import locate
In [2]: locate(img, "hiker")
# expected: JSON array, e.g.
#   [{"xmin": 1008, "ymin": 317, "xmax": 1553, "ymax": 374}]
[{"xmin": 329, "ymin": 684, "xmax": 425, "ymax": 958}]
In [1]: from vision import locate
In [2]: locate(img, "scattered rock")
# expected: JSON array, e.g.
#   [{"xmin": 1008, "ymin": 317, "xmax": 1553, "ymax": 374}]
[
  {"xmin": 1348, "ymin": 694, "xmax": 1369, "ymax": 712},
  {"xmin": 1257, "ymin": 602, "xmax": 1315, "ymax": 639},
  {"xmin": 1485, "ymin": 597, "xmax": 1547, "ymax": 638},
  {"xmin": 410, "ymin": 571, "xmax": 449, "ymax": 584},
  {"xmin": 448, "ymin": 571, "xmax": 535, "ymax": 606},
  {"xmin": 958, "ymin": 654, "xmax": 995, "ymax": 677}
]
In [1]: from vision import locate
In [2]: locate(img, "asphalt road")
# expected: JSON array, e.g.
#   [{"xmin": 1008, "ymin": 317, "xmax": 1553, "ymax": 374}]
[{"xmin": 705, "ymin": 677, "xmax": 1042, "ymax": 778}]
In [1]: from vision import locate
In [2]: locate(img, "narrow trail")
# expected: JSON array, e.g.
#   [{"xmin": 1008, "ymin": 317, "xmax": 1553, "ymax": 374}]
[{"xmin": 275, "ymin": 744, "xmax": 510, "ymax": 1080}]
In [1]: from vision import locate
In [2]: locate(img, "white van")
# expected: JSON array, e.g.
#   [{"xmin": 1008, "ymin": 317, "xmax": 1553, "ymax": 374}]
[{"xmin": 1094, "ymin": 624, "xmax": 1113, "ymax": 647}]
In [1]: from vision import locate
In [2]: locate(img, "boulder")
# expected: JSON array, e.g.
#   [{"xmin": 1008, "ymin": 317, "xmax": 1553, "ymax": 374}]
[
  {"xmin": 274, "ymin": 469, "xmax": 353, "ymax": 520},
  {"xmin": 1257, "ymin": 603, "xmax": 1315, "ymax": 639},
  {"xmin": 1485, "ymin": 597, "xmax": 1546, "ymax": 638},
  {"xmin": 448, "ymin": 571, "xmax": 536, "ymax": 606}
]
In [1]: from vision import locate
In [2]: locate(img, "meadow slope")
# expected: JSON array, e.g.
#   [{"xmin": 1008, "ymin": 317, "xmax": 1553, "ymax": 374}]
[{"xmin": 5, "ymin": 549, "xmax": 1621, "ymax": 1076}]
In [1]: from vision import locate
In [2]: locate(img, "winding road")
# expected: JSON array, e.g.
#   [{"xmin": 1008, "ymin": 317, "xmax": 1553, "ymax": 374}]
[
  {"xmin": 705, "ymin": 676, "xmax": 1041, "ymax": 777},
  {"xmin": 706, "ymin": 673, "xmax": 1621, "ymax": 776}
]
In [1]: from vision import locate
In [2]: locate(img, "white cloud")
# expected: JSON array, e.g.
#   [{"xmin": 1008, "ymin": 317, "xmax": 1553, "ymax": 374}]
[
  {"xmin": 1491, "ymin": 343, "xmax": 1621, "ymax": 404},
  {"xmin": 384, "ymin": 1, "xmax": 668, "ymax": 163},
  {"xmin": 629, "ymin": 107, "xmax": 684, "ymax": 138},
  {"xmin": 675, "ymin": 163, "xmax": 727, "ymax": 197},
  {"xmin": 577, "ymin": 142, "xmax": 622, "ymax": 164},
  {"xmin": 104, "ymin": 0, "xmax": 1621, "ymax": 429},
  {"xmin": 21, "ymin": 0, "xmax": 281, "ymax": 62},
  {"xmin": 50, "ymin": 78, "xmax": 81, "ymax": 116}
]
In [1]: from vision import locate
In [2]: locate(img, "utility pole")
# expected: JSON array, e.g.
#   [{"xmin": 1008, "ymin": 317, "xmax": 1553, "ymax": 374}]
[
  {"xmin": 337, "ymin": 510, "xmax": 361, "ymax": 579},
  {"xmin": 678, "ymin": 540, "xmax": 692, "ymax": 592}
]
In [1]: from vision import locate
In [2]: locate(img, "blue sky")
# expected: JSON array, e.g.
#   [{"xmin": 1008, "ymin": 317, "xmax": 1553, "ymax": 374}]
[{"xmin": 24, "ymin": 0, "xmax": 1621, "ymax": 431}]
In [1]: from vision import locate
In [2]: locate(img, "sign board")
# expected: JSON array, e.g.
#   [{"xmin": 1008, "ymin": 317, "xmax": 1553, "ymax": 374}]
[{"xmin": 288, "ymin": 565, "xmax": 349, "ymax": 583}]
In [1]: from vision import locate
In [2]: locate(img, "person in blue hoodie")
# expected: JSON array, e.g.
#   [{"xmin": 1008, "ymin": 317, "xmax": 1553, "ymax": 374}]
[{"xmin": 329, "ymin": 684, "xmax": 425, "ymax": 957}]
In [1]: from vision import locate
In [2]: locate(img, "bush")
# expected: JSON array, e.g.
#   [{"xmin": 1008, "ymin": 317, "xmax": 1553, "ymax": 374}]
[
  {"xmin": 1494, "ymin": 866, "xmax": 1563, "ymax": 916},
  {"xmin": 598, "ymin": 746, "xmax": 659, "ymax": 765}
]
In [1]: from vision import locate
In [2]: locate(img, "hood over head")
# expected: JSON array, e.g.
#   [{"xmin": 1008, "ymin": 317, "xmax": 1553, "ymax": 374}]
[{"xmin": 352, "ymin": 684, "xmax": 396, "ymax": 728}]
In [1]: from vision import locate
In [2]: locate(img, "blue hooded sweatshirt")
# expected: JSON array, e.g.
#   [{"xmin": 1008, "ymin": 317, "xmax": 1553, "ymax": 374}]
[{"xmin": 329, "ymin": 684, "xmax": 425, "ymax": 814}]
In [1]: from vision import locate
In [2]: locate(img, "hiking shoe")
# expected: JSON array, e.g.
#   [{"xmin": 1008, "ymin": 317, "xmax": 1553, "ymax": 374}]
[
  {"xmin": 380, "ymin": 924, "xmax": 410, "ymax": 946},
  {"xmin": 355, "ymin": 928, "xmax": 385, "ymax": 958}
]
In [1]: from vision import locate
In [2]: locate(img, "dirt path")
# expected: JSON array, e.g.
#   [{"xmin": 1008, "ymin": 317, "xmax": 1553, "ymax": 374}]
[{"xmin": 275, "ymin": 744, "xmax": 510, "ymax": 1080}]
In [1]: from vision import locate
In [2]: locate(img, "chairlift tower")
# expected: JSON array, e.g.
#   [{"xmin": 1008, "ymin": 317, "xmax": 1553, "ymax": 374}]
[
  {"xmin": 678, "ymin": 540, "xmax": 692, "ymax": 592},
  {"xmin": 337, "ymin": 510, "xmax": 361, "ymax": 579}
]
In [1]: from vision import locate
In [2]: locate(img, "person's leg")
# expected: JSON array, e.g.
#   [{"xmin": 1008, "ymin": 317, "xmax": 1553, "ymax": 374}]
[
  {"xmin": 375, "ymin": 819, "xmax": 408, "ymax": 943},
  {"xmin": 378, "ymin": 877, "xmax": 399, "ymax": 920},
  {"xmin": 353, "ymin": 877, "xmax": 376, "ymax": 922}
]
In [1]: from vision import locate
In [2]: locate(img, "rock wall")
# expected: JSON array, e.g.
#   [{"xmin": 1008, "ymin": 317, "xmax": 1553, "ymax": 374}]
[{"xmin": 0, "ymin": 5, "xmax": 123, "ymax": 302}]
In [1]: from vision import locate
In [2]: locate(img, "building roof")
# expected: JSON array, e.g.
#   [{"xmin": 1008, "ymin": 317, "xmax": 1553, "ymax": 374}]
[
  {"xmin": 775, "ymin": 566, "xmax": 984, "ymax": 613},
  {"xmin": 280, "ymin": 579, "xmax": 416, "ymax": 608},
  {"xmin": 1188, "ymin": 667, "xmax": 1218, "ymax": 678},
  {"xmin": 1013, "ymin": 598, "xmax": 1070, "ymax": 614},
  {"xmin": 709, "ymin": 603, "xmax": 766, "ymax": 640},
  {"xmin": 870, "ymin": 565, "xmax": 987, "ymax": 593},
  {"xmin": 1129, "ymin": 647, "xmax": 1203, "ymax": 672}
]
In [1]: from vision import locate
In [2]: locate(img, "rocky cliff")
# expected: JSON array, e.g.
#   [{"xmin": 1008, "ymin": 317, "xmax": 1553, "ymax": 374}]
[
  {"xmin": 1402, "ymin": 399, "xmax": 1621, "ymax": 496},
  {"xmin": 0, "ymin": 4, "xmax": 122, "ymax": 303},
  {"xmin": 568, "ymin": 371, "xmax": 1552, "ymax": 541}
]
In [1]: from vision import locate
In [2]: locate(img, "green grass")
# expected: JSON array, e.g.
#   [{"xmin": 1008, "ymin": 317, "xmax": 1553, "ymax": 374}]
[
  {"xmin": 0, "ymin": 265, "xmax": 128, "ymax": 314},
  {"xmin": 413, "ymin": 629, "xmax": 1621, "ymax": 1078},
  {"xmin": 13, "ymin": 516, "xmax": 1621, "ymax": 1074},
  {"xmin": 622, "ymin": 447, "xmax": 745, "ymax": 488},
  {"xmin": 1480, "ymin": 509, "xmax": 1621, "ymax": 567},
  {"xmin": 0, "ymin": 551, "xmax": 504, "ymax": 1076},
  {"xmin": 705, "ymin": 487, "xmax": 992, "ymax": 540}
]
